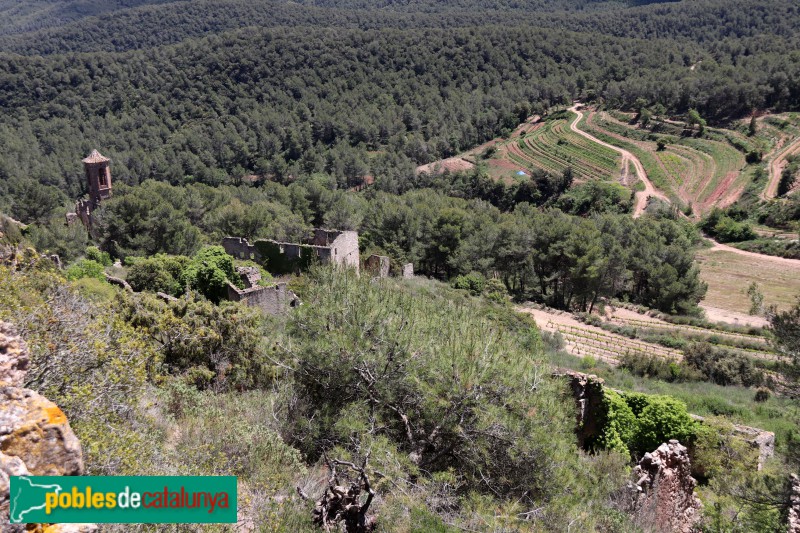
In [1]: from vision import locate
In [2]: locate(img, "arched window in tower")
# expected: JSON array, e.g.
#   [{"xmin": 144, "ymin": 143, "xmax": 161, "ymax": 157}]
[{"xmin": 99, "ymin": 167, "xmax": 108, "ymax": 187}]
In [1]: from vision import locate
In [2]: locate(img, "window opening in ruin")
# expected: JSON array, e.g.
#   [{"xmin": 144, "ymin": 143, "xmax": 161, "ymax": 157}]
[{"xmin": 99, "ymin": 169, "xmax": 107, "ymax": 187}]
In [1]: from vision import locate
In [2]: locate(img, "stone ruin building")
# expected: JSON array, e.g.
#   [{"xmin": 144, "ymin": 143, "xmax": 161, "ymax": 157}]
[
  {"xmin": 226, "ymin": 266, "xmax": 301, "ymax": 315},
  {"xmin": 555, "ymin": 370, "xmax": 775, "ymax": 470},
  {"xmin": 221, "ymin": 229, "xmax": 359, "ymax": 314},
  {"xmin": 222, "ymin": 229, "xmax": 360, "ymax": 275},
  {"xmin": 66, "ymin": 150, "xmax": 112, "ymax": 228},
  {"xmin": 364, "ymin": 254, "xmax": 414, "ymax": 279}
]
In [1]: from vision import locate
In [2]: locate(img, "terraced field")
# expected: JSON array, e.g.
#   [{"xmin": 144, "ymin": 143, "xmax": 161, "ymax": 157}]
[
  {"xmin": 504, "ymin": 113, "xmax": 621, "ymax": 181},
  {"xmin": 579, "ymin": 110, "xmax": 746, "ymax": 214},
  {"xmin": 605, "ymin": 308, "xmax": 778, "ymax": 361},
  {"xmin": 520, "ymin": 304, "xmax": 779, "ymax": 370},
  {"xmin": 521, "ymin": 307, "xmax": 681, "ymax": 366}
]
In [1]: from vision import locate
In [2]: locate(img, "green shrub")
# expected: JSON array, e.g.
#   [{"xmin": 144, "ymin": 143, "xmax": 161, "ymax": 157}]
[
  {"xmin": 451, "ymin": 271, "xmax": 486, "ymax": 296},
  {"xmin": 699, "ymin": 209, "xmax": 755, "ymax": 242},
  {"xmin": 683, "ymin": 342, "xmax": 764, "ymax": 387},
  {"xmin": 85, "ymin": 246, "xmax": 112, "ymax": 266},
  {"xmin": 181, "ymin": 245, "xmax": 240, "ymax": 303},
  {"xmin": 65, "ymin": 259, "xmax": 106, "ymax": 282},
  {"xmin": 126, "ymin": 254, "xmax": 190, "ymax": 295},
  {"xmin": 633, "ymin": 395, "xmax": 696, "ymax": 452},
  {"xmin": 753, "ymin": 388, "xmax": 771, "ymax": 403},
  {"xmin": 596, "ymin": 390, "xmax": 637, "ymax": 454}
]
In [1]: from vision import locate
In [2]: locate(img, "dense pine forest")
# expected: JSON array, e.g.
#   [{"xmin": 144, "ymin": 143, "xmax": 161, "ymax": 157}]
[{"xmin": 2, "ymin": 0, "xmax": 800, "ymax": 531}]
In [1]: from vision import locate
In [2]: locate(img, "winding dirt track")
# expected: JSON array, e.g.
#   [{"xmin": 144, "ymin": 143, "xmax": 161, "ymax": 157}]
[
  {"xmin": 567, "ymin": 104, "xmax": 800, "ymax": 267},
  {"xmin": 763, "ymin": 136, "xmax": 800, "ymax": 200},
  {"xmin": 568, "ymin": 104, "xmax": 669, "ymax": 216},
  {"xmin": 707, "ymin": 238, "xmax": 800, "ymax": 266}
]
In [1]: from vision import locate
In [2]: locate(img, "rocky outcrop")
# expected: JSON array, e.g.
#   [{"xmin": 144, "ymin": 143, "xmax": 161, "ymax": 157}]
[
  {"xmin": 0, "ymin": 322, "xmax": 94, "ymax": 531},
  {"xmin": 103, "ymin": 273, "xmax": 132, "ymax": 292},
  {"xmin": 0, "ymin": 322, "xmax": 29, "ymax": 388},
  {"xmin": 632, "ymin": 440, "xmax": 702, "ymax": 533},
  {"xmin": 0, "ymin": 387, "xmax": 84, "ymax": 476},
  {"xmin": 789, "ymin": 474, "xmax": 800, "ymax": 533}
]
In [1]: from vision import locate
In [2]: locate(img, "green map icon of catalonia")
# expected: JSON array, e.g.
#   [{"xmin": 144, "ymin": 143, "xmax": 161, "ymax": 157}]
[{"xmin": 9, "ymin": 476, "xmax": 63, "ymax": 523}]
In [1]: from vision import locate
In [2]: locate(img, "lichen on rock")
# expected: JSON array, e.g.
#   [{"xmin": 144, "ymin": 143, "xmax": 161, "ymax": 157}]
[{"xmin": 0, "ymin": 321, "xmax": 93, "ymax": 531}]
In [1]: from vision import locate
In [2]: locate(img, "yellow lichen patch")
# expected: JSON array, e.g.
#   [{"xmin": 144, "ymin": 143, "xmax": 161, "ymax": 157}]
[{"xmin": 44, "ymin": 406, "xmax": 67, "ymax": 425}]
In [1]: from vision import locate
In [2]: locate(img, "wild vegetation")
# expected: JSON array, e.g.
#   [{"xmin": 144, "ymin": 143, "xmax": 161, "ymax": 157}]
[{"xmin": 3, "ymin": 0, "xmax": 800, "ymax": 530}]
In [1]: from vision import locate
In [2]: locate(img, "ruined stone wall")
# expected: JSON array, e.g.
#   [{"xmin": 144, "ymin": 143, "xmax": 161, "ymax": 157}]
[
  {"xmin": 328, "ymin": 230, "xmax": 360, "ymax": 271},
  {"xmin": 631, "ymin": 440, "xmax": 702, "ymax": 533},
  {"xmin": 223, "ymin": 230, "xmax": 359, "ymax": 275},
  {"xmin": 365, "ymin": 255, "xmax": 390, "ymax": 278},
  {"xmin": 222, "ymin": 237, "xmax": 260, "ymax": 261},
  {"xmin": 555, "ymin": 370, "xmax": 775, "ymax": 468},
  {"xmin": 789, "ymin": 474, "xmax": 800, "ymax": 533},
  {"xmin": 690, "ymin": 414, "xmax": 775, "ymax": 471},
  {"xmin": 227, "ymin": 282, "xmax": 301, "ymax": 315},
  {"xmin": 554, "ymin": 370, "xmax": 607, "ymax": 449}
]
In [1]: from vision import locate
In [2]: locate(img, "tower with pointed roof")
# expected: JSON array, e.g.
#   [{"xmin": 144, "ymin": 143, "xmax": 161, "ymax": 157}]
[{"xmin": 82, "ymin": 149, "xmax": 112, "ymax": 210}]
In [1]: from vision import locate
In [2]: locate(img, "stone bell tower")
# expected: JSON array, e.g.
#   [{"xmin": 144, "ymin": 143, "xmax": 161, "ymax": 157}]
[{"xmin": 82, "ymin": 149, "xmax": 112, "ymax": 210}]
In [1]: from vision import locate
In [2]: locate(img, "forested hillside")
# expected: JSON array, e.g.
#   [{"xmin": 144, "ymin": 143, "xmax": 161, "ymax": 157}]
[
  {"xmin": 2, "ymin": 0, "xmax": 800, "ymax": 217},
  {"xmin": 2, "ymin": 0, "xmax": 800, "ymax": 531},
  {"xmin": 0, "ymin": 0, "xmax": 173, "ymax": 35}
]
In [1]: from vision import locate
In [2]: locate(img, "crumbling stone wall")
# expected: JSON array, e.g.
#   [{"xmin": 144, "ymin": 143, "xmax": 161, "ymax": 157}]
[
  {"xmin": 227, "ymin": 282, "xmax": 301, "ymax": 315},
  {"xmin": 222, "ymin": 229, "xmax": 359, "ymax": 275},
  {"xmin": 237, "ymin": 266, "xmax": 261, "ymax": 289},
  {"xmin": 690, "ymin": 414, "xmax": 775, "ymax": 471},
  {"xmin": 789, "ymin": 474, "xmax": 800, "ymax": 533},
  {"xmin": 631, "ymin": 440, "xmax": 702, "ymax": 533},
  {"xmin": 309, "ymin": 229, "xmax": 359, "ymax": 271},
  {"xmin": 401, "ymin": 263, "xmax": 414, "ymax": 278},
  {"xmin": 553, "ymin": 370, "xmax": 607, "ymax": 449},
  {"xmin": 555, "ymin": 370, "xmax": 775, "ymax": 468},
  {"xmin": 365, "ymin": 255, "xmax": 390, "ymax": 278},
  {"xmin": 0, "ymin": 322, "xmax": 95, "ymax": 532}
]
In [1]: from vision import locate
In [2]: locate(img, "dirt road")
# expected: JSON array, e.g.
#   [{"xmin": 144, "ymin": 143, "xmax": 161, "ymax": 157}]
[
  {"xmin": 707, "ymin": 238, "xmax": 800, "ymax": 267},
  {"xmin": 568, "ymin": 104, "xmax": 669, "ymax": 217},
  {"xmin": 763, "ymin": 136, "xmax": 800, "ymax": 199}
]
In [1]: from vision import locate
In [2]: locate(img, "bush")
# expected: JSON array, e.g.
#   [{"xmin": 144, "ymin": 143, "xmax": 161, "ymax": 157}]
[
  {"xmin": 595, "ymin": 390, "xmax": 637, "ymax": 454},
  {"xmin": 118, "ymin": 291, "xmax": 273, "ymax": 390},
  {"xmin": 699, "ymin": 209, "xmax": 755, "ymax": 242},
  {"xmin": 451, "ymin": 271, "xmax": 485, "ymax": 296},
  {"xmin": 753, "ymin": 388, "xmax": 771, "ymax": 402},
  {"xmin": 126, "ymin": 254, "xmax": 190, "ymax": 295},
  {"xmin": 65, "ymin": 259, "xmax": 106, "ymax": 282},
  {"xmin": 181, "ymin": 245, "xmax": 241, "ymax": 303},
  {"xmin": 85, "ymin": 246, "xmax": 112, "ymax": 266},
  {"xmin": 283, "ymin": 268, "xmax": 584, "ymax": 506},
  {"xmin": 683, "ymin": 342, "xmax": 764, "ymax": 387},
  {"xmin": 633, "ymin": 395, "xmax": 696, "ymax": 452}
]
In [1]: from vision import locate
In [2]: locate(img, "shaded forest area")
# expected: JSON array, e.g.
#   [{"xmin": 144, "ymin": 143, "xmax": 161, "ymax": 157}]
[{"xmin": 1, "ymin": 0, "xmax": 800, "ymax": 207}]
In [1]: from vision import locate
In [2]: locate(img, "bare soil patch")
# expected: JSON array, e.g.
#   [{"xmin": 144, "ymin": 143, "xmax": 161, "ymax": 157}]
[
  {"xmin": 415, "ymin": 157, "xmax": 475, "ymax": 176},
  {"xmin": 696, "ymin": 246, "xmax": 800, "ymax": 314}
]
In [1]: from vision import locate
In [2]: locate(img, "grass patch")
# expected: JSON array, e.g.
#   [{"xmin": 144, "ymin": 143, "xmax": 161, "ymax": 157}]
[{"xmin": 696, "ymin": 248, "xmax": 800, "ymax": 313}]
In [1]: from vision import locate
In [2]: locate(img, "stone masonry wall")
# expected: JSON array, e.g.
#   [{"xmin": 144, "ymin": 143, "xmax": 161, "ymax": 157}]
[
  {"xmin": 555, "ymin": 370, "xmax": 775, "ymax": 468},
  {"xmin": 222, "ymin": 229, "xmax": 359, "ymax": 274},
  {"xmin": 365, "ymin": 255, "xmax": 390, "ymax": 278},
  {"xmin": 227, "ymin": 282, "xmax": 301, "ymax": 315}
]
